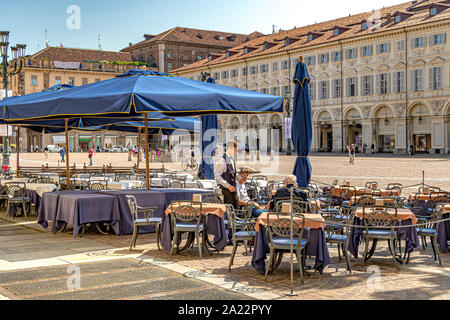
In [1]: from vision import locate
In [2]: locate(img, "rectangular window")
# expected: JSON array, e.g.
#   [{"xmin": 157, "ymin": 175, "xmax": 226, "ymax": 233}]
[
  {"xmin": 397, "ymin": 40, "xmax": 405, "ymax": 51},
  {"xmin": 346, "ymin": 77, "xmax": 357, "ymax": 97},
  {"xmin": 412, "ymin": 37, "xmax": 426, "ymax": 49},
  {"xmin": 68, "ymin": 77, "xmax": 75, "ymax": 86},
  {"xmin": 319, "ymin": 81, "xmax": 329, "ymax": 99},
  {"xmin": 410, "ymin": 69, "xmax": 423, "ymax": 91},
  {"xmin": 31, "ymin": 75, "xmax": 37, "ymax": 86},
  {"xmin": 361, "ymin": 75, "xmax": 373, "ymax": 95},
  {"xmin": 305, "ymin": 56, "xmax": 315, "ymax": 66},
  {"xmin": 272, "ymin": 62, "xmax": 278, "ymax": 72},
  {"xmin": 241, "ymin": 67, "xmax": 247, "ymax": 76},
  {"xmin": 393, "ymin": 71, "xmax": 405, "ymax": 93},
  {"xmin": 260, "ymin": 64, "xmax": 268, "ymax": 73},
  {"xmin": 361, "ymin": 46, "xmax": 373, "ymax": 57},
  {"xmin": 221, "ymin": 71, "xmax": 228, "ymax": 79},
  {"xmin": 430, "ymin": 33, "xmax": 446, "ymax": 46},
  {"xmin": 332, "ymin": 79, "xmax": 341, "ymax": 98},
  {"xmin": 376, "ymin": 73, "xmax": 390, "ymax": 94},
  {"xmin": 82, "ymin": 78, "xmax": 88, "ymax": 85},
  {"xmin": 319, "ymin": 54, "xmax": 329, "ymax": 64},
  {"xmin": 429, "ymin": 67, "xmax": 442, "ymax": 89},
  {"xmin": 270, "ymin": 87, "xmax": 279, "ymax": 96},
  {"xmin": 331, "ymin": 51, "xmax": 342, "ymax": 62},
  {"xmin": 250, "ymin": 66, "xmax": 258, "ymax": 75},
  {"xmin": 377, "ymin": 43, "xmax": 391, "ymax": 54},
  {"xmin": 292, "ymin": 58, "xmax": 299, "ymax": 67},
  {"xmin": 213, "ymin": 72, "xmax": 220, "ymax": 80},
  {"xmin": 346, "ymin": 48, "xmax": 357, "ymax": 59},
  {"xmin": 282, "ymin": 85, "xmax": 290, "ymax": 97},
  {"xmin": 231, "ymin": 69, "xmax": 238, "ymax": 78},
  {"xmin": 310, "ymin": 82, "xmax": 316, "ymax": 100},
  {"xmin": 282, "ymin": 60, "xmax": 290, "ymax": 70},
  {"xmin": 55, "ymin": 77, "xmax": 61, "ymax": 85}
]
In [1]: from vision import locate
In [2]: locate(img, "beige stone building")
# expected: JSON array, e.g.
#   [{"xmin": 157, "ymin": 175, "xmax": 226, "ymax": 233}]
[{"xmin": 173, "ymin": 0, "xmax": 450, "ymax": 155}]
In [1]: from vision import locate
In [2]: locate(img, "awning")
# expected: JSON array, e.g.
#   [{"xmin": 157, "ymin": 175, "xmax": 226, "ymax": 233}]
[
  {"xmin": 79, "ymin": 136, "xmax": 93, "ymax": 142},
  {"xmin": 52, "ymin": 136, "xmax": 66, "ymax": 143}
]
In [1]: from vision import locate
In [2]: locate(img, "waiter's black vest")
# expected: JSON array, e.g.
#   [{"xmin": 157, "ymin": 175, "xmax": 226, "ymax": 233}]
[{"xmin": 221, "ymin": 154, "xmax": 236, "ymax": 188}]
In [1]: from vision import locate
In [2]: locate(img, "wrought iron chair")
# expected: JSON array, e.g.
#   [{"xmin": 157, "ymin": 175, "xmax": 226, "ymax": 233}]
[
  {"xmin": 0, "ymin": 184, "xmax": 8, "ymax": 209},
  {"xmin": 323, "ymin": 208, "xmax": 355, "ymax": 273},
  {"xmin": 339, "ymin": 185, "xmax": 357, "ymax": 207},
  {"xmin": 169, "ymin": 179, "xmax": 185, "ymax": 189},
  {"xmin": 228, "ymin": 208, "xmax": 257, "ymax": 271},
  {"xmin": 416, "ymin": 203, "xmax": 445, "ymax": 265},
  {"xmin": 125, "ymin": 195, "xmax": 161, "ymax": 251},
  {"xmin": 361, "ymin": 207, "xmax": 399, "ymax": 267},
  {"xmin": 115, "ymin": 172, "xmax": 131, "ymax": 182},
  {"xmin": 202, "ymin": 193, "xmax": 223, "ymax": 204},
  {"xmin": 265, "ymin": 212, "xmax": 308, "ymax": 283},
  {"xmin": 371, "ymin": 188, "xmax": 383, "ymax": 197},
  {"xmin": 5, "ymin": 182, "xmax": 32, "ymax": 219},
  {"xmin": 275, "ymin": 198, "xmax": 310, "ymax": 214},
  {"xmin": 38, "ymin": 176, "xmax": 53, "ymax": 184},
  {"xmin": 169, "ymin": 201, "xmax": 208, "ymax": 259},
  {"xmin": 386, "ymin": 183, "xmax": 402, "ymax": 196},
  {"xmin": 365, "ymin": 181, "xmax": 379, "ymax": 189},
  {"xmin": 88, "ymin": 182, "xmax": 107, "ymax": 190}
]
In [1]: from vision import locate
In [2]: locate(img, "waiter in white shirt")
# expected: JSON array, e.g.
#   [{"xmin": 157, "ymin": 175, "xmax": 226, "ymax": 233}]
[{"xmin": 215, "ymin": 140, "xmax": 238, "ymax": 208}]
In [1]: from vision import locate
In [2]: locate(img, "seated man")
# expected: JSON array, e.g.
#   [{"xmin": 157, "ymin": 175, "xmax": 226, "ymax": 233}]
[
  {"xmin": 266, "ymin": 175, "xmax": 308, "ymax": 212},
  {"xmin": 236, "ymin": 173, "xmax": 265, "ymax": 218}
]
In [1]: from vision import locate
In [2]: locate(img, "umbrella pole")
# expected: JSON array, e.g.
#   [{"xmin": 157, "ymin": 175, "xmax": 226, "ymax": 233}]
[
  {"xmin": 137, "ymin": 127, "xmax": 141, "ymax": 171},
  {"xmin": 16, "ymin": 126, "xmax": 20, "ymax": 178},
  {"xmin": 286, "ymin": 187, "xmax": 298, "ymax": 296},
  {"xmin": 65, "ymin": 119, "xmax": 70, "ymax": 190},
  {"xmin": 145, "ymin": 113, "xmax": 150, "ymax": 190}
]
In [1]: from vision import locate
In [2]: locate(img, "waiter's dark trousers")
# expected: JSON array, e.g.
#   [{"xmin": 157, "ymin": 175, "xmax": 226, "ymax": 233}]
[{"xmin": 222, "ymin": 188, "xmax": 238, "ymax": 209}]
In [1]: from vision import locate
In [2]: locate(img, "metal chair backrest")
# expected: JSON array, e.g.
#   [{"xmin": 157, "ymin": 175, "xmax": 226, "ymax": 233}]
[
  {"xmin": 125, "ymin": 195, "xmax": 139, "ymax": 221},
  {"xmin": 365, "ymin": 181, "xmax": 378, "ymax": 189},
  {"xmin": 89, "ymin": 182, "xmax": 106, "ymax": 190},
  {"xmin": 362, "ymin": 207, "xmax": 397, "ymax": 228},
  {"xmin": 371, "ymin": 189, "xmax": 382, "ymax": 197},
  {"xmin": 115, "ymin": 173, "xmax": 131, "ymax": 182},
  {"xmin": 358, "ymin": 195, "xmax": 375, "ymax": 207},
  {"xmin": 170, "ymin": 201, "xmax": 203, "ymax": 225},
  {"xmin": 339, "ymin": 185, "xmax": 356, "ymax": 202},
  {"xmin": 202, "ymin": 193, "xmax": 222, "ymax": 204},
  {"xmin": 5, "ymin": 182, "xmax": 26, "ymax": 199},
  {"xmin": 38, "ymin": 176, "xmax": 53, "ymax": 184},
  {"xmin": 169, "ymin": 179, "xmax": 185, "ymax": 189},
  {"xmin": 386, "ymin": 183, "xmax": 402, "ymax": 196},
  {"xmin": 275, "ymin": 198, "xmax": 310, "ymax": 214},
  {"xmin": 429, "ymin": 192, "xmax": 449, "ymax": 209},
  {"xmin": 266, "ymin": 212, "xmax": 306, "ymax": 244}
]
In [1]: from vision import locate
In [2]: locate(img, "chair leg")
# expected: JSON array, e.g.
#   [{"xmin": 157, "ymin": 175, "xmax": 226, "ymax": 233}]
[
  {"xmin": 170, "ymin": 231, "xmax": 178, "ymax": 255},
  {"xmin": 296, "ymin": 249, "xmax": 304, "ymax": 284},
  {"xmin": 156, "ymin": 224, "xmax": 161, "ymax": 251},
  {"xmin": 388, "ymin": 238, "xmax": 397, "ymax": 264},
  {"xmin": 228, "ymin": 240, "xmax": 239, "ymax": 271},
  {"xmin": 265, "ymin": 249, "xmax": 274, "ymax": 281},
  {"xmin": 337, "ymin": 242, "xmax": 342, "ymax": 260},
  {"xmin": 431, "ymin": 237, "xmax": 441, "ymax": 265},
  {"xmin": 130, "ymin": 226, "xmax": 138, "ymax": 251},
  {"xmin": 196, "ymin": 232, "xmax": 202, "ymax": 260},
  {"xmin": 5, "ymin": 201, "xmax": 10, "ymax": 219},
  {"xmin": 421, "ymin": 236, "xmax": 426, "ymax": 251},
  {"xmin": 362, "ymin": 237, "xmax": 370, "ymax": 269},
  {"xmin": 133, "ymin": 226, "xmax": 140, "ymax": 248},
  {"xmin": 343, "ymin": 243, "xmax": 352, "ymax": 274}
]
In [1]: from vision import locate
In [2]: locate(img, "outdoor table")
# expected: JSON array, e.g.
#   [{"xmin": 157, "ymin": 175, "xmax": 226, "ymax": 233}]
[
  {"xmin": 347, "ymin": 196, "xmax": 395, "ymax": 206},
  {"xmin": 100, "ymin": 188, "xmax": 211, "ymax": 237},
  {"xmin": 38, "ymin": 190, "xmax": 100, "ymax": 233},
  {"xmin": 107, "ymin": 182, "xmax": 131, "ymax": 190},
  {"xmin": 436, "ymin": 203, "xmax": 450, "ymax": 253},
  {"xmin": 251, "ymin": 212, "xmax": 330, "ymax": 275},
  {"xmin": 53, "ymin": 193, "xmax": 120, "ymax": 238},
  {"xmin": 0, "ymin": 178, "xmax": 29, "ymax": 186},
  {"xmin": 118, "ymin": 180, "xmax": 143, "ymax": 189},
  {"xmin": 191, "ymin": 180, "xmax": 217, "ymax": 190},
  {"xmin": 24, "ymin": 183, "xmax": 57, "ymax": 198},
  {"xmin": 159, "ymin": 191, "xmax": 226, "ymax": 254},
  {"xmin": 348, "ymin": 207, "xmax": 419, "ymax": 260},
  {"xmin": 332, "ymin": 186, "xmax": 398, "ymax": 198}
]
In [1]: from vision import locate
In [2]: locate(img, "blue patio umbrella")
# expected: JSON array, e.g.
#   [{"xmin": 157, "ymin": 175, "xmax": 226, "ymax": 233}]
[
  {"xmin": 291, "ymin": 59, "xmax": 312, "ymax": 188},
  {"xmin": 197, "ymin": 77, "xmax": 219, "ymax": 180},
  {"xmin": 2, "ymin": 69, "xmax": 284, "ymax": 121}
]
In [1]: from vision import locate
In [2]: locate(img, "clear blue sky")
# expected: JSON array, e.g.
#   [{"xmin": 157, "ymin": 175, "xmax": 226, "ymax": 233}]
[{"xmin": 1, "ymin": 0, "xmax": 407, "ymax": 55}]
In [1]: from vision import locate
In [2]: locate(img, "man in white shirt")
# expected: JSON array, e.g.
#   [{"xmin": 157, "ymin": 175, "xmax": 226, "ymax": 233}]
[
  {"xmin": 215, "ymin": 141, "xmax": 238, "ymax": 208},
  {"xmin": 236, "ymin": 173, "xmax": 265, "ymax": 217}
]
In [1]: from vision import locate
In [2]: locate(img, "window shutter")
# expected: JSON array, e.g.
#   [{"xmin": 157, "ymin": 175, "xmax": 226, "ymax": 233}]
[
  {"xmin": 418, "ymin": 69, "xmax": 423, "ymax": 90},
  {"xmin": 346, "ymin": 79, "xmax": 350, "ymax": 97},
  {"xmin": 332, "ymin": 80, "xmax": 336, "ymax": 98},
  {"xmin": 437, "ymin": 67, "xmax": 442, "ymax": 88},
  {"xmin": 429, "ymin": 68, "xmax": 433, "ymax": 89},
  {"xmin": 369, "ymin": 75, "xmax": 373, "ymax": 94},
  {"xmin": 376, "ymin": 74, "xmax": 381, "ymax": 94},
  {"xmin": 376, "ymin": 44, "xmax": 380, "ymax": 54},
  {"xmin": 386, "ymin": 73, "xmax": 391, "ymax": 93},
  {"xmin": 394, "ymin": 72, "xmax": 398, "ymax": 92},
  {"xmin": 354, "ymin": 78, "xmax": 358, "ymax": 96},
  {"xmin": 369, "ymin": 46, "xmax": 373, "ymax": 56},
  {"xmin": 386, "ymin": 43, "xmax": 391, "ymax": 52},
  {"xmin": 400, "ymin": 71, "xmax": 405, "ymax": 92},
  {"xmin": 429, "ymin": 35, "xmax": 434, "ymax": 46},
  {"xmin": 360, "ymin": 76, "xmax": 364, "ymax": 95},
  {"xmin": 444, "ymin": 33, "xmax": 447, "ymax": 44},
  {"xmin": 423, "ymin": 37, "xmax": 427, "ymax": 46}
]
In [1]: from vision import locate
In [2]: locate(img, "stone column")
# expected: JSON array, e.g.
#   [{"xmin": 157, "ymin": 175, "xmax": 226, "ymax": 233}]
[
  {"xmin": 332, "ymin": 121, "xmax": 342, "ymax": 152},
  {"xmin": 394, "ymin": 119, "xmax": 407, "ymax": 154},
  {"xmin": 312, "ymin": 124, "xmax": 320, "ymax": 152},
  {"xmin": 361, "ymin": 120, "xmax": 373, "ymax": 154},
  {"xmin": 158, "ymin": 44, "xmax": 166, "ymax": 73},
  {"xmin": 74, "ymin": 131, "xmax": 80, "ymax": 152},
  {"xmin": 430, "ymin": 116, "xmax": 445, "ymax": 154}
]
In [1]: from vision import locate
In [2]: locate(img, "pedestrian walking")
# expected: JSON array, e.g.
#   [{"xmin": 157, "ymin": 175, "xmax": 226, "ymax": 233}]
[
  {"xmin": 346, "ymin": 145, "xmax": 352, "ymax": 164},
  {"xmin": 44, "ymin": 146, "xmax": 49, "ymax": 159},
  {"xmin": 350, "ymin": 144, "xmax": 356, "ymax": 164},
  {"xmin": 371, "ymin": 143, "xmax": 375, "ymax": 154},
  {"xmin": 88, "ymin": 146, "xmax": 94, "ymax": 166},
  {"xmin": 60, "ymin": 146, "xmax": 66, "ymax": 162}
]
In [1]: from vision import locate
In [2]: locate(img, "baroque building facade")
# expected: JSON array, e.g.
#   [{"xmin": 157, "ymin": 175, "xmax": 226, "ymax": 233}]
[{"xmin": 173, "ymin": 0, "xmax": 450, "ymax": 154}]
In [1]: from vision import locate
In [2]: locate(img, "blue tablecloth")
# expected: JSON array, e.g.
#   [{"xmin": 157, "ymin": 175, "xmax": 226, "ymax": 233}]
[
  {"xmin": 348, "ymin": 217, "xmax": 419, "ymax": 258},
  {"xmin": 437, "ymin": 212, "xmax": 450, "ymax": 253},
  {"xmin": 251, "ymin": 226, "xmax": 330, "ymax": 275}
]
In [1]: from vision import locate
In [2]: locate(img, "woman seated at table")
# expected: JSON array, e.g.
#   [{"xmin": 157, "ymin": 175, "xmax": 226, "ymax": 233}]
[
  {"xmin": 265, "ymin": 175, "xmax": 308, "ymax": 212},
  {"xmin": 236, "ymin": 173, "xmax": 265, "ymax": 218}
]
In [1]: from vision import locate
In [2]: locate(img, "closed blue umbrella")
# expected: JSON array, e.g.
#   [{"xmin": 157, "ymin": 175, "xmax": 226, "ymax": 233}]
[
  {"xmin": 291, "ymin": 58, "xmax": 312, "ymax": 188},
  {"xmin": 198, "ymin": 77, "xmax": 219, "ymax": 180}
]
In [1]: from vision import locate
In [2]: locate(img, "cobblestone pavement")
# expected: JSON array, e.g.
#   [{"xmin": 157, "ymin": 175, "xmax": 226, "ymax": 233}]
[{"xmin": 1, "ymin": 214, "xmax": 448, "ymax": 300}]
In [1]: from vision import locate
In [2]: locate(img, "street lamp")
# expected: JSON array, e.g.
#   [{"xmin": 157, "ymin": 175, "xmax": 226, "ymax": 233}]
[
  {"xmin": 0, "ymin": 31, "xmax": 26, "ymax": 168},
  {"xmin": 285, "ymin": 87, "xmax": 292, "ymax": 155}
]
